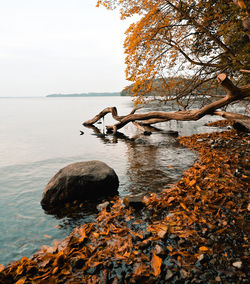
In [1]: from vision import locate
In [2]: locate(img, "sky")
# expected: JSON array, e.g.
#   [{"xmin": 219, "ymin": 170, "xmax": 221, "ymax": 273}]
[{"xmin": 0, "ymin": 0, "xmax": 131, "ymax": 97}]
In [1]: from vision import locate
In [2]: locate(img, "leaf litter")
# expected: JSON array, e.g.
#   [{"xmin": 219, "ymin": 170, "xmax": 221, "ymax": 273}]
[{"xmin": 0, "ymin": 129, "xmax": 249, "ymax": 283}]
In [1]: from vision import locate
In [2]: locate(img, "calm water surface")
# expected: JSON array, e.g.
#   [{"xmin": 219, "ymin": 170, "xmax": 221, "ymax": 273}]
[{"xmin": 0, "ymin": 97, "xmax": 221, "ymax": 265}]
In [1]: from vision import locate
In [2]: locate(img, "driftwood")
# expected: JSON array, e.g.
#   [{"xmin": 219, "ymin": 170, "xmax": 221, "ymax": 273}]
[
  {"xmin": 83, "ymin": 74, "xmax": 250, "ymax": 133},
  {"xmin": 213, "ymin": 111, "xmax": 250, "ymax": 132}
]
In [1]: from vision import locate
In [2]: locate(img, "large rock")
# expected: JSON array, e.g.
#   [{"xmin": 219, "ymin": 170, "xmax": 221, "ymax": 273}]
[{"xmin": 41, "ymin": 161, "xmax": 119, "ymax": 210}]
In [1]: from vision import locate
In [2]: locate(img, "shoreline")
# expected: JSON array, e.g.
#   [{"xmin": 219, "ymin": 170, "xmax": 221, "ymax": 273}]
[{"xmin": 1, "ymin": 127, "xmax": 249, "ymax": 283}]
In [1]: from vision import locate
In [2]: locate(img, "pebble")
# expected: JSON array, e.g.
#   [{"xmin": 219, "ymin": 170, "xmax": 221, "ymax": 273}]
[
  {"xmin": 123, "ymin": 195, "xmax": 145, "ymax": 209},
  {"xmin": 96, "ymin": 201, "xmax": 110, "ymax": 211},
  {"xmin": 198, "ymin": 254, "xmax": 204, "ymax": 262},
  {"xmin": 180, "ymin": 269, "xmax": 188, "ymax": 278},
  {"xmin": 154, "ymin": 244, "xmax": 165, "ymax": 255},
  {"xmin": 232, "ymin": 261, "xmax": 242, "ymax": 269},
  {"xmin": 165, "ymin": 269, "xmax": 173, "ymax": 280},
  {"xmin": 215, "ymin": 276, "xmax": 221, "ymax": 282}
]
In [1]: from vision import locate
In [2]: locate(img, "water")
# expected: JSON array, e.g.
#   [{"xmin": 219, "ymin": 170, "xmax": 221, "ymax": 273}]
[{"xmin": 0, "ymin": 96, "xmax": 221, "ymax": 265}]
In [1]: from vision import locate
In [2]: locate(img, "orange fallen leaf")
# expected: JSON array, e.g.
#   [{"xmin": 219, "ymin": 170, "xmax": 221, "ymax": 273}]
[
  {"xmin": 16, "ymin": 265, "xmax": 24, "ymax": 275},
  {"xmin": 180, "ymin": 202, "xmax": 190, "ymax": 212},
  {"xmin": 167, "ymin": 245, "xmax": 173, "ymax": 252},
  {"xmin": 189, "ymin": 179, "xmax": 196, "ymax": 186},
  {"xmin": 196, "ymin": 185, "xmax": 201, "ymax": 191},
  {"xmin": 52, "ymin": 266, "xmax": 59, "ymax": 274},
  {"xmin": 199, "ymin": 246, "xmax": 209, "ymax": 252},
  {"xmin": 92, "ymin": 232, "xmax": 99, "ymax": 238},
  {"xmin": 0, "ymin": 264, "xmax": 5, "ymax": 273},
  {"xmin": 151, "ymin": 252, "xmax": 162, "ymax": 277},
  {"xmin": 167, "ymin": 196, "xmax": 175, "ymax": 203},
  {"xmin": 61, "ymin": 268, "xmax": 71, "ymax": 275},
  {"xmin": 15, "ymin": 279, "xmax": 26, "ymax": 284}
]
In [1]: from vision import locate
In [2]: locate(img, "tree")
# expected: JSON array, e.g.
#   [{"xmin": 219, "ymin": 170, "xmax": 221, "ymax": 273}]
[
  {"xmin": 97, "ymin": 0, "xmax": 249, "ymax": 104},
  {"xmin": 86, "ymin": 1, "xmax": 250, "ymax": 133}
]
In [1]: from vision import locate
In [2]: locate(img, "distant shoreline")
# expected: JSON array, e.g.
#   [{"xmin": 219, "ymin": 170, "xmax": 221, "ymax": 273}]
[
  {"xmin": 47, "ymin": 92, "xmax": 121, "ymax": 97},
  {"xmin": 0, "ymin": 93, "xmax": 123, "ymax": 99}
]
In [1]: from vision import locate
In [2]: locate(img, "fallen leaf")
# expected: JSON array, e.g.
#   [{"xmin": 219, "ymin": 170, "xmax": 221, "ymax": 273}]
[
  {"xmin": 151, "ymin": 252, "xmax": 162, "ymax": 277},
  {"xmin": 167, "ymin": 196, "xmax": 175, "ymax": 203},
  {"xmin": 16, "ymin": 265, "xmax": 24, "ymax": 275},
  {"xmin": 189, "ymin": 179, "xmax": 196, "ymax": 186},
  {"xmin": 15, "ymin": 278, "xmax": 26, "ymax": 284},
  {"xmin": 0, "ymin": 264, "xmax": 5, "ymax": 272},
  {"xmin": 199, "ymin": 246, "xmax": 209, "ymax": 252}
]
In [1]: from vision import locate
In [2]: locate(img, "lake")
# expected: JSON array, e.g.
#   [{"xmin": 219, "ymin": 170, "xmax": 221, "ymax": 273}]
[{"xmin": 0, "ymin": 96, "xmax": 220, "ymax": 265}]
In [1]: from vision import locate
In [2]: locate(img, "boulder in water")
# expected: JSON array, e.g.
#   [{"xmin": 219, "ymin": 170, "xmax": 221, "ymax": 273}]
[{"xmin": 41, "ymin": 160, "xmax": 119, "ymax": 210}]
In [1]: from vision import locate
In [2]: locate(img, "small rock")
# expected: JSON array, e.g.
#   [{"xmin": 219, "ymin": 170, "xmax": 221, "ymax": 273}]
[
  {"xmin": 232, "ymin": 261, "xmax": 242, "ymax": 269},
  {"xmin": 215, "ymin": 276, "xmax": 221, "ymax": 282},
  {"xmin": 154, "ymin": 244, "xmax": 165, "ymax": 255},
  {"xmin": 210, "ymin": 258, "xmax": 217, "ymax": 265},
  {"xmin": 143, "ymin": 131, "xmax": 152, "ymax": 136},
  {"xmin": 180, "ymin": 269, "xmax": 188, "ymax": 278},
  {"xmin": 169, "ymin": 234, "xmax": 178, "ymax": 239},
  {"xmin": 96, "ymin": 201, "xmax": 110, "ymax": 212},
  {"xmin": 198, "ymin": 254, "xmax": 204, "ymax": 262},
  {"xmin": 163, "ymin": 130, "xmax": 179, "ymax": 136},
  {"xmin": 234, "ymin": 169, "xmax": 241, "ymax": 177},
  {"xmin": 123, "ymin": 195, "xmax": 145, "ymax": 209},
  {"xmin": 134, "ymin": 138, "xmax": 146, "ymax": 144},
  {"xmin": 165, "ymin": 269, "xmax": 174, "ymax": 280}
]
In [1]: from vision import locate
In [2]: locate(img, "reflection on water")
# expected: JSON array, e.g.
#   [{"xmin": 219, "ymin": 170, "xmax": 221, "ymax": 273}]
[{"xmin": 85, "ymin": 124, "xmax": 196, "ymax": 197}]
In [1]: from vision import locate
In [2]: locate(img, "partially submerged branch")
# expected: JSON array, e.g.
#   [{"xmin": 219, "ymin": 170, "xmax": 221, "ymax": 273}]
[
  {"xmin": 83, "ymin": 106, "xmax": 142, "ymax": 125},
  {"xmin": 83, "ymin": 74, "xmax": 250, "ymax": 133},
  {"xmin": 214, "ymin": 111, "xmax": 250, "ymax": 132}
]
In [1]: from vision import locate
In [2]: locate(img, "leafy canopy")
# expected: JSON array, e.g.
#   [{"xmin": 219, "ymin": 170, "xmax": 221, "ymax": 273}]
[{"xmin": 97, "ymin": 0, "xmax": 249, "ymax": 106}]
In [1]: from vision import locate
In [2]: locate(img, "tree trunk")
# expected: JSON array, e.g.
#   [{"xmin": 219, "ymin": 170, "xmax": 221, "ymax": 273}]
[{"xmin": 83, "ymin": 74, "xmax": 250, "ymax": 133}]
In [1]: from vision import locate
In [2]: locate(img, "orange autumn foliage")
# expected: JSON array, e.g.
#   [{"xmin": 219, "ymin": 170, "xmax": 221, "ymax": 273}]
[{"xmin": 97, "ymin": 0, "xmax": 249, "ymax": 105}]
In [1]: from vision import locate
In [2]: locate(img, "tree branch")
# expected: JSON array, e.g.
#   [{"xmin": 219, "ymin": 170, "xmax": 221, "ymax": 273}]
[{"xmin": 83, "ymin": 74, "xmax": 250, "ymax": 133}]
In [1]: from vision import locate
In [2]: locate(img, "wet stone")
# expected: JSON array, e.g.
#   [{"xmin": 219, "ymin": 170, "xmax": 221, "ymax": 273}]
[
  {"xmin": 41, "ymin": 160, "xmax": 119, "ymax": 211},
  {"xmin": 123, "ymin": 195, "xmax": 145, "ymax": 209},
  {"xmin": 97, "ymin": 201, "xmax": 110, "ymax": 212}
]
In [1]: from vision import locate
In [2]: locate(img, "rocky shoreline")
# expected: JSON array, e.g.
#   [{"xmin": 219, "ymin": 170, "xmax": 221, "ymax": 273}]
[{"xmin": 0, "ymin": 125, "xmax": 249, "ymax": 283}]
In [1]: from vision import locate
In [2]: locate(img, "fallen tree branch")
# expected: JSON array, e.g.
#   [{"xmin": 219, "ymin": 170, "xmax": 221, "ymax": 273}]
[
  {"xmin": 83, "ymin": 74, "xmax": 250, "ymax": 133},
  {"xmin": 213, "ymin": 111, "xmax": 250, "ymax": 120},
  {"xmin": 214, "ymin": 111, "xmax": 250, "ymax": 132},
  {"xmin": 83, "ymin": 106, "xmax": 142, "ymax": 125}
]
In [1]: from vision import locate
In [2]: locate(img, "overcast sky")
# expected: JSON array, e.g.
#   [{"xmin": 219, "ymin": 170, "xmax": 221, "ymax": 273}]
[{"xmin": 0, "ymin": 0, "xmax": 130, "ymax": 97}]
